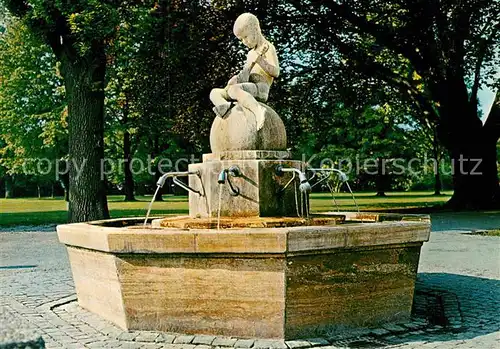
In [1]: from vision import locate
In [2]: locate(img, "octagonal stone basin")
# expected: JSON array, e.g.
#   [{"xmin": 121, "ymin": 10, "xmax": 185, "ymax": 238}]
[{"xmin": 57, "ymin": 212, "xmax": 430, "ymax": 340}]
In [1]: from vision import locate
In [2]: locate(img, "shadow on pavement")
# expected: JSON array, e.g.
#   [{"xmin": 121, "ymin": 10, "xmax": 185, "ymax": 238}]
[
  {"xmin": 399, "ymin": 272, "xmax": 500, "ymax": 345},
  {"xmin": 430, "ymin": 211, "xmax": 500, "ymax": 232}
]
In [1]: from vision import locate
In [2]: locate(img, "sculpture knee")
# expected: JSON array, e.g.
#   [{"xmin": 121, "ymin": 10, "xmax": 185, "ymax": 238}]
[
  {"xmin": 210, "ymin": 88, "xmax": 222, "ymax": 101},
  {"xmin": 210, "ymin": 88, "xmax": 230, "ymax": 106}
]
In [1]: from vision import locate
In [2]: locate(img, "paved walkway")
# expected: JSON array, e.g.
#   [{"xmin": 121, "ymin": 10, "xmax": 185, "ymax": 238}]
[
  {"xmin": 0, "ymin": 217, "xmax": 499, "ymax": 348},
  {"xmin": 430, "ymin": 211, "xmax": 500, "ymax": 232}
]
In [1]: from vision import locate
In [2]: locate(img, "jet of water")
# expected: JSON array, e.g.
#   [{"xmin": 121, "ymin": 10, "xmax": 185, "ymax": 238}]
[{"xmin": 144, "ymin": 186, "xmax": 161, "ymax": 227}]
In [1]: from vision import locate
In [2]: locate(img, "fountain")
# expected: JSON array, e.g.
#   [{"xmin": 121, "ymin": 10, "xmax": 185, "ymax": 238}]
[{"xmin": 57, "ymin": 13, "xmax": 430, "ymax": 340}]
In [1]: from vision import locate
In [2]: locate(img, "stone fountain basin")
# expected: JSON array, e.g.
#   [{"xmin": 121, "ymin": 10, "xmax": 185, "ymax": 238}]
[{"xmin": 57, "ymin": 212, "xmax": 430, "ymax": 340}]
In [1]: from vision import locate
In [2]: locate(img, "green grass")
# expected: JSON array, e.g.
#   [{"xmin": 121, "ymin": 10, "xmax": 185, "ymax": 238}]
[
  {"xmin": 309, "ymin": 191, "xmax": 452, "ymax": 212},
  {"xmin": 0, "ymin": 191, "xmax": 452, "ymax": 227},
  {"xmin": 470, "ymin": 229, "xmax": 500, "ymax": 237},
  {"xmin": 0, "ymin": 195, "xmax": 189, "ymax": 226}
]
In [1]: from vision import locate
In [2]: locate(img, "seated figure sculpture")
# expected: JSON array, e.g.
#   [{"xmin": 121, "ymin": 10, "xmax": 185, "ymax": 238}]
[{"xmin": 210, "ymin": 13, "xmax": 280, "ymax": 131}]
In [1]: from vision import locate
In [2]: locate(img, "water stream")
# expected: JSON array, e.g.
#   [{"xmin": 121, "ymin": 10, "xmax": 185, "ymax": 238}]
[
  {"xmin": 217, "ymin": 185, "xmax": 223, "ymax": 231},
  {"xmin": 326, "ymin": 182, "xmax": 340, "ymax": 212},
  {"xmin": 144, "ymin": 186, "xmax": 161, "ymax": 227},
  {"xmin": 345, "ymin": 182, "xmax": 359, "ymax": 212},
  {"xmin": 304, "ymin": 192, "xmax": 309, "ymax": 218}
]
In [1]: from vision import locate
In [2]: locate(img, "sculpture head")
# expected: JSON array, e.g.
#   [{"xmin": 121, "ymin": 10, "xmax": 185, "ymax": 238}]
[{"xmin": 233, "ymin": 13, "xmax": 262, "ymax": 49}]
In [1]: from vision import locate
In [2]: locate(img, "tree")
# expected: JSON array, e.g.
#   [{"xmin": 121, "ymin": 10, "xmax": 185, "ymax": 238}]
[
  {"xmin": 104, "ymin": 7, "xmax": 147, "ymax": 202},
  {"xmin": 109, "ymin": 1, "xmax": 248, "ymax": 201},
  {"xmin": 284, "ymin": 0, "xmax": 500, "ymax": 209},
  {"xmin": 0, "ymin": 17, "xmax": 67, "ymax": 198},
  {"xmin": 0, "ymin": 1, "xmax": 132, "ymax": 221}
]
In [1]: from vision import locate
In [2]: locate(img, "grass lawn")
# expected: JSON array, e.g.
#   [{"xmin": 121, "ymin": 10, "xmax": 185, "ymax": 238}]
[
  {"xmin": 0, "ymin": 191, "xmax": 452, "ymax": 227},
  {"xmin": 470, "ymin": 230, "xmax": 500, "ymax": 237}
]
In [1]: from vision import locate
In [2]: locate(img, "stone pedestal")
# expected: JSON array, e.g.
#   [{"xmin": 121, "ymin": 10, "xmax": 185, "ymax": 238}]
[{"xmin": 188, "ymin": 151, "xmax": 307, "ymax": 218}]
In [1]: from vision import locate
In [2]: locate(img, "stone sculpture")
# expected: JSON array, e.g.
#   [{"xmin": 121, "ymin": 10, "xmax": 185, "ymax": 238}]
[{"xmin": 209, "ymin": 13, "xmax": 280, "ymax": 131}]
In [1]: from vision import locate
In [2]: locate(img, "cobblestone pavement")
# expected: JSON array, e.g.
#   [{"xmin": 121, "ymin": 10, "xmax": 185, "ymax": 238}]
[{"xmin": 1, "ymin": 225, "xmax": 499, "ymax": 349}]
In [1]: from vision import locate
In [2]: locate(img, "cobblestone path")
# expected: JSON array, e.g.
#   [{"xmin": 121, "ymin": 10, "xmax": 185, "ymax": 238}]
[{"xmin": 1, "ymin": 227, "xmax": 498, "ymax": 348}]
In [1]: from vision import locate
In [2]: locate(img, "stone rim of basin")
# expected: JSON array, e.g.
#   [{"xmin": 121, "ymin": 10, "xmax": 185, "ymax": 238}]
[
  {"xmin": 84, "ymin": 211, "xmax": 430, "ymax": 229},
  {"xmin": 56, "ymin": 212, "xmax": 431, "ymax": 255}
]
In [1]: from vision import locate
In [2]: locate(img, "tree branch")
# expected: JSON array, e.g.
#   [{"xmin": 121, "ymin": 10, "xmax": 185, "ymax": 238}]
[
  {"xmin": 309, "ymin": 22, "xmax": 440, "ymax": 124},
  {"xmin": 310, "ymin": 0, "xmax": 432, "ymax": 74},
  {"xmin": 3, "ymin": 0, "xmax": 69, "ymax": 60},
  {"xmin": 2, "ymin": 0, "xmax": 29, "ymax": 18},
  {"xmin": 470, "ymin": 22, "xmax": 500, "ymax": 108}
]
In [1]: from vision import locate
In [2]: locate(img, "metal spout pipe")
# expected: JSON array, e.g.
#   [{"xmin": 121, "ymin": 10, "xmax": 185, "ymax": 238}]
[
  {"xmin": 307, "ymin": 168, "xmax": 348, "ymax": 188},
  {"xmin": 276, "ymin": 165, "xmax": 311, "ymax": 193},
  {"xmin": 156, "ymin": 170, "xmax": 202, "ymax": 196},
  {"xmin": 157, "ymin": 171, "xmax": 200, "ymax": 188},
  {"xmin": 218, "ymin": 165, "xmax": 241, "ymax": 196}
]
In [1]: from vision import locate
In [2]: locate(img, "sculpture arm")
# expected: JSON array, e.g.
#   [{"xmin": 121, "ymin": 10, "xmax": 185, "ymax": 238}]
[
  {"xmin": 236, "ymin": 67, "xmax": 251, "ymax": 84},
  {"xmin": 255, "ymin": 55, "xmax": 280, "ymax": 78},
  {"xmin": 226, "ymin": 75, "xmax": 238, "ymax": 86}
]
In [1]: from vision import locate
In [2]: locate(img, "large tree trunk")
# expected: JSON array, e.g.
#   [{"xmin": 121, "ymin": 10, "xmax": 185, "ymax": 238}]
[
  {"xmin": 61, "ymin": 47, "xmax": 110, "ymax": 222},
  {"xmin": 447, "ymin": 140, "xmax": 499, "ymax": 209},
  {"xmin": 439, "ymin": 89, "xmax": 499, "ymax": 209}
]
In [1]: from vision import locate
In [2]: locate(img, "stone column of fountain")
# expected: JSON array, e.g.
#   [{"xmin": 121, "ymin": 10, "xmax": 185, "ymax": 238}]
[
  {"xmin": 188, "ymin": 98, "xmax": 305, "ymax": 219},
  {"xmin": 57, "ymin": 12, "xmax": 431, "ymax": 341}
]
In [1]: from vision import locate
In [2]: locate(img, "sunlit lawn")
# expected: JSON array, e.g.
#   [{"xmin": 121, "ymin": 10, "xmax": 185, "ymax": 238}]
[{"xmin": 0, "ymin": 191, "xmax": 452, "ymax": 226}]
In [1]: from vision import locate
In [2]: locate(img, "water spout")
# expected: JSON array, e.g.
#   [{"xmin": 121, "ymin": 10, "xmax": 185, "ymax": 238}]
[
  {"xmin": 144, "ymin": 170, "xmax": 202, "ymax": 226},
  {"xmin": 217, "ymin": 165, "xmax": 241, "ymax": 196},
  {"xmin": 217, "ymin": 170, "xmax": 226, "ymax": 184},
  {"xmin": 276, "ymin": 165, "xmax": 311, "ymax": 194},
  {"xmin": 157, "ymin": 171, "xmax": 200, "ymax": 189}
]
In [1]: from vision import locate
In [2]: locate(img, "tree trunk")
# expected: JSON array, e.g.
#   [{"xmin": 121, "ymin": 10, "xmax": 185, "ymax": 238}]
[
  {"xmin": 434, "ymin": 170, "xmax": 442, "ymax": 196},
  {"xmin": 60, "ymin": 47, "xmax": 110, "ymax": 222},
  {"xmin": 4, "ymin": 175, "xmax": 14, "ymax": 198},
  {"xmin": 375, "ymin": 158, "xmax": 387, "ymax": 197},
  {"xmin": 123, "ymin": 130, "xmax": 136, "ymax": 201},
  {"xmin": 122, "ymin": 99, "xmax": 136, "ymax": 201},
  {"xmin": 432, "ymin": 131, "xmax": 442, "ymax": 196},
  {"xmin": 152, "ymin": 136, "xmax": 163, "ymax": 202},
  {"xmin": 439, "ymin": 90, "xmax": 499, "ymax": 209},
  {"xmin": 447, "ymin": 140, "xmax": 499, "ymax": 209},
  {"xmin": 59, "ymin": 171, "xmax": 70, "ymax": 202}
]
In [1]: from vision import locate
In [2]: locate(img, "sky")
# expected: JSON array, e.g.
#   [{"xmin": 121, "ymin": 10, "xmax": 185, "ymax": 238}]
[
  {"xmin": 478, "ymin": 84, "xmax": 497, "ymax": 120},
  {"xmin": 478, "ymin": 70, "xmax": 499, "ymax": 120}
]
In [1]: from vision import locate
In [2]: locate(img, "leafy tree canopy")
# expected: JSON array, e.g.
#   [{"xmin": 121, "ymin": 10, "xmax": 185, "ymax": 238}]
[{"xmin": 0, "ymin": 17, "xmax": 66, "ymax": 176}]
